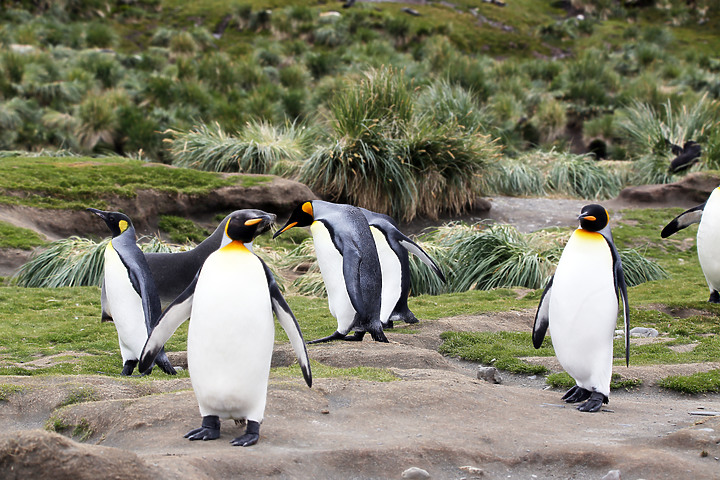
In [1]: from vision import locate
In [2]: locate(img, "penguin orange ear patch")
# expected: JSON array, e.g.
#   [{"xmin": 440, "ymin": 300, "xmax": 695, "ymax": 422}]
[
  {"xmin": 302, "ymin": 202, "xmax": 313, "ymax": 216},
  {"xmin": 244, "ymin": 218, "xmax": 262, "ymax": 226},
  {"xmin": 118, "ymin": 220, "xmax": 129, "ymax": 232}
]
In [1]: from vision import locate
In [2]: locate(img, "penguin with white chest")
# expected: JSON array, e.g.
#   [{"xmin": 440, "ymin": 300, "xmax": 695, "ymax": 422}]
[
  {"xmin": 139, "ymin": 209, "xmax": 312, "ymax": 447},
  {"xmin": 274, "ymin": 200, "xmax": 388, "ymax": 343},
  {"xmin": 101, "ymin": 211, "xmax": 242, "ymax": 321},
  {"xmin": 87, "ymin": 208, "xmax": 176, "ymax": 376},
  {"xmin": 359, "ymin": 208, "xmax": 445, "ymax": 327},
  {"xmin": 532, "ymin": 204, "xmax": 629, "ymax": 412},
  {"xmin": 661, "ymin": 185, "xmax": 720, "ymax": 303}
]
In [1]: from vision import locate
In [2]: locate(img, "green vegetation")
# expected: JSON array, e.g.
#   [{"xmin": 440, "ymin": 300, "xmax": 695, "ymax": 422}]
[
  {"xmin": 658, "ymin": 370, "xmax": 720, "ymax": 394},
  {"xmin": 0, "ymin": 221, "xmax": 46, "ymax": 250},
  {"xmin": 274, "ymin": 360, "xmax": 398, "ymax": 383},
  {"xmin": 0, "ymin": 384, "xmax": 24, "ymax": 401},
  {"xmin": 158, "ymin": 216, "xmax": 208, "ymax": 244},
  {"xmin": 59, "ymin": 385, "xmax": 98, "ymax": 407},
  {"xmin": 547, "ymin": 372, "xmax": 643, "ymax": 391},
  {"xmin": 0, "ymin": 157, "xmax": 237, "ymax": 210}
]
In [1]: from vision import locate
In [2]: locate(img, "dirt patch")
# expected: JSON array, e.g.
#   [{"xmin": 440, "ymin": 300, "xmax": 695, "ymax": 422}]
[{"xmin": 0, "ymin": 313, "xmax": 718, "ymax": 479}]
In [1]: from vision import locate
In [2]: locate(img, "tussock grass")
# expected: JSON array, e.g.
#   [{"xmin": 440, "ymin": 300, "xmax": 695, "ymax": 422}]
[
  {"xmin": 546, "ymin": 152, "xmax": 623, "ymax": 200},
  {"xmin": 14, "ymin": 236, "xmax": 180, "ymax": 288},
  {"xmin": 167, "ymin": 120, "xmax": 315, "ymax": 176}
]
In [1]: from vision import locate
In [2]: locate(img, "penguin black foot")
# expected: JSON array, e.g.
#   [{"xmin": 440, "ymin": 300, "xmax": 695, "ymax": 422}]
[
  {"xmin": 562, "ymin": 385, "xmax": 592, "ymax": 403},
  {"xmin": 343, "ymin": 331, "xmax": 367, "ymax": 341},
  {"xmin": 121, "ymin": 360, "xmax": 138, "ymax": 376},
  {"xmin": 230, "ymin": 420, "xmax": 260, "ymax": 447},
  {"xmin": 382, "ymin": 320, "xmax": 394, "ymax": 330},
  {"xmin": 709, "ymin": 290, "xmax": 720, "ymax": 304},
  {"xmin": 389, "ymin": 310, "xmax": 419, "ymax": 324},
  {"xmin": 155, "ymin": 350, "xmax": 177, "ymax": 375},
  {"xmin": 577, "ymin": 392, "xmax": 609, "ymax": 413},
  {"xmin": 369, "ymin": 329, "xmax": 389, "ymax": 343},
  {"xmin": 307, "ymin": 331, "xmax": 350, "ymax": 344},
  {"xmin": 185, "ymin": 415, "xmax": 220, "ymax": 441}
]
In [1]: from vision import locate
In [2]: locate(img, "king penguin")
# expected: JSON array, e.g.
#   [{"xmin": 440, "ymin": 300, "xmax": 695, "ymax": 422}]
[
  {"xmin": 661, "ymin": 185, "xmax": 720, "ymax": 303},
  {"xmin": 532, "ymin": 204, "xmax": 629, "ymax": 412},
  {"xmin": 359, "ymin": 208, "xmax": 445, "ymax": 327},
  {"xmin": 101, "ymin": 211, "xmax": 241, "ymax": 321},
  {"xmin": 87, "ymin": 208, "xmax": 176, "ymax": 376},
  {"xmin": 139, "ymin": 209, "xmax": 312, "ymax": 447},
  {"xmin": 273, "ymin": 200, "xmax": 388, "ymax": 343}
]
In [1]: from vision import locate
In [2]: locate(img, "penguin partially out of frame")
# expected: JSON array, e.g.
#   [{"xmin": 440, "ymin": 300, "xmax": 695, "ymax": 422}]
[
  {"xmin": 661, "ymin": 185, "xmax": 720, "ymax": 303},
  {"xmin": 359, "ymin": 208, "xmax": 445, "ymax": 327},
  {"xmin": 87, "ymin": 208, "xmax": 176, "ymax": 376},
  {"xmin": 273, "ymin": 200, "xmax": 388, "ymax": 343},
  {"xmin": 100, "ymin": 211, "xmax": 241, "ymax": 321},
  {"xmin": 139, "ymin": 209, "xmax": 311, "ymax": 447},
  {"xmin": 532, "ymin": 204, "xmax": 629, "ymax": 412}
]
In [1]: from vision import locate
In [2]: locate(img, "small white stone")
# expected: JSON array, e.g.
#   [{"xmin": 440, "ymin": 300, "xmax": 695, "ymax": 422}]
[{"xmin": 402, "ymin": 467, "xmax": 430, "ymax": 479}]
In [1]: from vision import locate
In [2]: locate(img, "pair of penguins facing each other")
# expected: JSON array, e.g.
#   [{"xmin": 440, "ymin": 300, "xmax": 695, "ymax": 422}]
[
  {"xmin": 88, "ymin": 200, "xmax": 445, "ymax": 446},
  {"xmin": 534, "ymin": 187, "xmax": 720, "ymax": 413}
]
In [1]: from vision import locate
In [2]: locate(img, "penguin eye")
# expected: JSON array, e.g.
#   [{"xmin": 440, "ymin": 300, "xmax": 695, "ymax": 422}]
[{"xmin": 244, "ymin": 218, "xmax": 262, "ymax": 226}]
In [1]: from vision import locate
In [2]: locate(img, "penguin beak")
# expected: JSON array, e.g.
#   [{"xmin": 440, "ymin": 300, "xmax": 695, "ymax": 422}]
[
  {"xmin": 273, "ymin": 221, "xmax": 297, "ymax": 239},
  {"xmin": 87, "ymin": 207, "xmax": 109, "ymax": 220}
]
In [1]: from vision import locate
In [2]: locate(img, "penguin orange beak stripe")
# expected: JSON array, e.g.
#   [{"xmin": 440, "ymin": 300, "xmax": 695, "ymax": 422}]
[
  {"xmin": 244, "ymin": 218, "xmax": 263, "ymax": 226},
  {"xmin": 584, "ymin": 216, "xmax": 596, "ymax": 221},
  {"xmin": 277, "ymin": 222, "xmax": 298, "ymax": 235}
]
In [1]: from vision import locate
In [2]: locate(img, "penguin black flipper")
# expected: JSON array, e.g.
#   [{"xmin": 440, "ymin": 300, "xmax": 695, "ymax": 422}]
[
  {"xmin": 600, "ymin": 229, "xmax": 630, "ymax": 367},
  {"xmin": 139, "ymin": 273, "xmax": 198, "ymax": 374},
  {"xmin": 260, "ymin": 259, "xmax": 312, "ymax": 388},
  {"xmin": 532, "ymin": 276, "xmax": 553, "ymax": 349},
  {"xmin": 660, "ymin": 203, "xmax": 705, "ymax": 238},
  {"xmin": 398, "ymin": 237, "xmax": 446, "ymax": 283}
]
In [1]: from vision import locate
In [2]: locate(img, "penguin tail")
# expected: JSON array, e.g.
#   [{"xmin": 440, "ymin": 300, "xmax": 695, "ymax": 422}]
[{"xmin": 154, "ymin": 349, "xmax": 177, "ymax": 375}]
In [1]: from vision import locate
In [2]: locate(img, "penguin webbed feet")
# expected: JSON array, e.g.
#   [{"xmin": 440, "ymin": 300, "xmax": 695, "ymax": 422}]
[
  {"xmin": 185, "ymin": 415, "xmax": 221, "ymax": 441},
  {"xmin": 121, "ymin": 360, "xmax": 138, "ymax": 376},
  {"xmin": 230, "ymin": 420, "xmax": 260, "ymax": 447},
  {"xmin": 577, "ymin": 392, "xmax": 608, "ymax": 413},
  {"xmin": 709, "ymin": 290, "xmax": 720, "ymax": 304},
  {"xmin": 561, "ymin": 385, "xmax": 591, "ymax": 403},
  {"xmin": 307, "ymin": 330, "xmax": 358, "ymax": 344},
  {"xmin": 155, "ymin": 350, "xmax": 177, "ymax": 375}
]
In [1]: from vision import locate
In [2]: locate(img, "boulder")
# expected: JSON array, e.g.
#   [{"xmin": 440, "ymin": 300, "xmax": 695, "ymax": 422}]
[{"xmin": 615, "ymin": 172, "xmax": 720, "ymax": 208}]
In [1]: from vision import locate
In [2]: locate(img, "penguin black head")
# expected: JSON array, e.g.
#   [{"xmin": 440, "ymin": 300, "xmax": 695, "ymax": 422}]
[
  {"xmin": 87, "ymin": 208, "xmax": 133, "ymax": 237},
  {"xmin": 273, "ymin": 201, "xmax": 314, "ymax": 239},
  {"xmin": 225, "ymin": 209, "xmax": 276, "ymax": 244},
  {"xmin": 578, "ymin": 204, "xmax": 609, "ymax": 232}
]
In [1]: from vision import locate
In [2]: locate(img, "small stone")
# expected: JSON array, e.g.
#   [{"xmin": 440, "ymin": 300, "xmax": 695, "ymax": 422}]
[
  {"xmin": 601, "ymin": 470, "xmax": 621, "ymax": 480},
  {"xmin": 402, "ymin": 467, "xmax": 430, "ymax": 479},
  {"xmin": 320, "ymin": 409, "xmax": 329, "ymax": 414},
  {"xmin": 459, "ymin": 465, "xmax": 484, "ymax": 476},
  {"xmin": 477, "ymin": 366, "xmax": 502, "ymax": 384},
  {"xmin": 630, "ymin": 327, "xmax": 659, "ymax": 338}
]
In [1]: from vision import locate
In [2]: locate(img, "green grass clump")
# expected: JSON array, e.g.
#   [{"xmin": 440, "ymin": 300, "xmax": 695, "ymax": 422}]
[
  {"xmin": 546, "ymin": 372, "xmax": 642, "ymax": 391},
  {"xmin": 14, "ymin": 236, "xmax": 181, "ymax": 288},
  {"xmin": 158, "ymin": 216, "xmax": 208, "ymax": 244},
  {"xmin": 274, "ymin": 360, "xmax": 398, "ymax": 383},
  {"xmin": 481, "ymin": 158, "xmax": 546, "ymax": 197},
  {"xmin": 438, "ymin": 331, "xmax": 552, "ymax": 375},
  {"xmin": 59, "ymin": 386, "xmax": 98, "ymax": 407},
  {"xmin": 658, "ymin": 370, "xmax": 720, "ymax": 394},
  {"xmin": 0, "ymin": 222, "xmax": 46, "ymax": 250},
  {"xmin": 547, "ymin": 153, "xmax": 622, "ymax": 199},
  {"xmin": 0, "ymin": 384, "xmax": 24, "ymax": 401},
  {"xmin": 0, "ymin": 157, "xmax": 238, "ymax": 210}
]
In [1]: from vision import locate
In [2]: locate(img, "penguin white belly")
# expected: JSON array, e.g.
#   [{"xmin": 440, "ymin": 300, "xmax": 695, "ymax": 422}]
[
  {"xmin": 103, "ymin": 245, "xmax": 148, "ymax": 362},
  {"xmin": 188, "ymin": 245, "xmax": 274, "ymax": 422},
  {"xmin": 370, "ymin": 227, "xmax": 402, "ymax": 324},
  {"xmin": 311, "ymin": 221, "xmax": 356, "ymax": 334},
  {"xmin": 549, "ymin": 230, "xmax": 617, "ymax": 396},
  {"xmin": 697, "ymin": 188, "xmax": 720, "ymax": 292}
]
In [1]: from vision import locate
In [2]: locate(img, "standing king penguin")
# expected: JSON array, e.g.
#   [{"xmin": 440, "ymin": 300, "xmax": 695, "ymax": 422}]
[
  {"xmin": 274, "ymin": 200, "xmax": 388, "ymax": 343},
  {"xmin": 87, "ymin": 208, "xmax": 176, "ymax": 376},
  {"xmin": 661, "ymin": 185, "xmax": 720, "ymax": 303},
  {"xmin": 139, "ymin": 209, "xmax": 312, "ymax": 447},
  {"xmin": 101, "ymin": 211, "xmax": 241, "ymax": 321},
  {"xmin": 359, "ymin": 208, "xmax": 445, "ymax": 327},
  {"xmin": 532, "ymin": 204, "xmax": 629, "ymax": 412}
]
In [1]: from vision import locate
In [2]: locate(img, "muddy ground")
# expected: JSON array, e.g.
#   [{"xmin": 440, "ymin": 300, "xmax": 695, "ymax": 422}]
[{"xmin": 1, "ymin": 310, "xmax": 719, "ymax": 480}]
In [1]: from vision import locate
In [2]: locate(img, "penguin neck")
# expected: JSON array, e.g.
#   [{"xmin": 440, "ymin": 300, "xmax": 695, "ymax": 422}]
[{"xmin": 221, "ymin": 240, "xmax": 252, "ymax": 253}]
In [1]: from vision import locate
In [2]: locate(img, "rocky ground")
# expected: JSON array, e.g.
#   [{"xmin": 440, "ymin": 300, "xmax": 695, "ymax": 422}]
[{"xmin": 0, "ymin": 173, "xmax": 719, "ymax": 479}]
